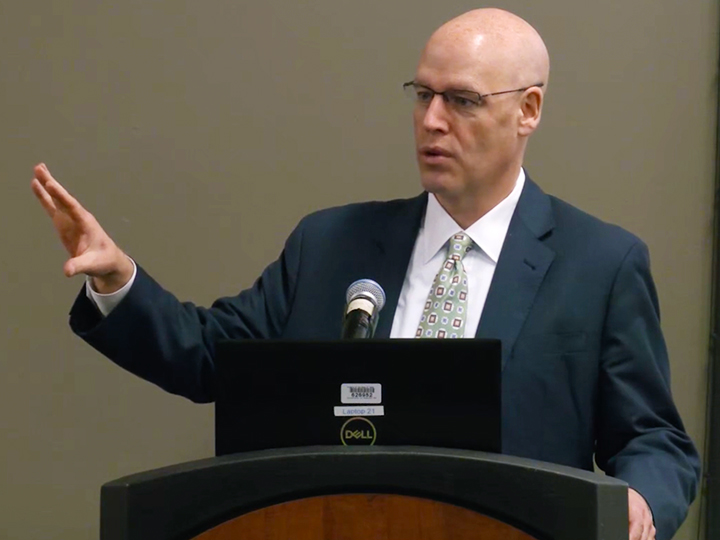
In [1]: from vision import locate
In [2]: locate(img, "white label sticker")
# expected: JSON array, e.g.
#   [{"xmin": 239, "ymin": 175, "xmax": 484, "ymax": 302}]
[
  {"xmin": 341, "ymin": 383, "xmax": 382, "ymax": 404},
  {"xmin": 334, "ymin": 406, "xmax": 385, "ymax": 417}
]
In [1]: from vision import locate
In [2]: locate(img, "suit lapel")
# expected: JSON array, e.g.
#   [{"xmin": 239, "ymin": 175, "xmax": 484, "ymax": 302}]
[
  {"xmin": 475, "ymin": 178, "xmax": 556, "ymax": 369},
  {"xmin": 367, "ymin": 193, "xmax": 428, "ymax": 338}
]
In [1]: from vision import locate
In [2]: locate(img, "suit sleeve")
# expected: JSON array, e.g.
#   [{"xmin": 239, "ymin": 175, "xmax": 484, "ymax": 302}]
[
  {"xmin": 594, "ymin": 241, "xmax": 701, "ymax": 540},
  {"xmin": 69, "ymin": 219, "xmax": 305, "ymax": 404}
]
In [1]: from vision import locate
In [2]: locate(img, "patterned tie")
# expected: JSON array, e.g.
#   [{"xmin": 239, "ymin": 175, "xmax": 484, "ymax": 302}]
[{"xmin": 416, "ymin": 233, "xmax": 473, "ymax": 339}]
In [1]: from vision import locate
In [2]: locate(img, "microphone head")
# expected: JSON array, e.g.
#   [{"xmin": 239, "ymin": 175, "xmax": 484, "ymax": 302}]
[{"xmin": 346, "ymin": 279, "xmax": 386, "ymax": 312}]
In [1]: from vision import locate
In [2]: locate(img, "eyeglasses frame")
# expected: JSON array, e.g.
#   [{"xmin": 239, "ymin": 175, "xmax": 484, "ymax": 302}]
[{"xmin": 402, "ymin": 81, "xmax": 545, "ymax": 108}]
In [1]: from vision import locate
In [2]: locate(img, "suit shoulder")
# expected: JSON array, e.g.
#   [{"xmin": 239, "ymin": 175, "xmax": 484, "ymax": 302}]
[
  {"xmin": 546, "ymin": 195, "xmax": 647, "ymax": 258},
  {"xmin": 297, "ymin": 195, "xmax": 425, "ymax": 230}
]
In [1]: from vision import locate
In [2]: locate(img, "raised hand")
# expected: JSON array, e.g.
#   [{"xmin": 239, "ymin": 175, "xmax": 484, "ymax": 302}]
[{"xmin": 31, "ymin": 163, "xmax": 134, "ymax": 293}]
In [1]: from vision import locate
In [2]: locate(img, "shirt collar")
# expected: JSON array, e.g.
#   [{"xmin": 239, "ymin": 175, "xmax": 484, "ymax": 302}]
[{"xmin": 418, "ymin": 168, "xmax": 526, "ymax": 264}]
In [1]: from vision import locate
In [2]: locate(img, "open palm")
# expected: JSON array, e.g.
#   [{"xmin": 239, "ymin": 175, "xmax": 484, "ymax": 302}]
[{"xmin": 31, "ymin": 163, "xmax": 133, "ymax": 290}]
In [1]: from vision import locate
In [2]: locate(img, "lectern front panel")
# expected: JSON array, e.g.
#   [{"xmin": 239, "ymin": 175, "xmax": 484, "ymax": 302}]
[{"xmin": 191, "ymin": 494, "xmax": 539, "ymax": 540}]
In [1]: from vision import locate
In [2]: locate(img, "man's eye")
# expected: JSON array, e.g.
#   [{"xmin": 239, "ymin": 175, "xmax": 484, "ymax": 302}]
[
  {"xmin": 450, "ymin": 95, "xmax": 477, "ymax": 108},
  {"xmin": 416, "ymin": 90, "xmax": 433, "ymax": 102}
]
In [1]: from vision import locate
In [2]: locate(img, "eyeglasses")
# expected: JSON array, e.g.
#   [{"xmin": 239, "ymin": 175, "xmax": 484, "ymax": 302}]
[{"xmin": 402, "ymin": 81, "xmax": 544, "ymax": 112}]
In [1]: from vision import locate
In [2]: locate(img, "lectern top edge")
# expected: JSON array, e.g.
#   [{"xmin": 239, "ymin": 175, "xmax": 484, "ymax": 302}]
[{"xmin": 101, "ymin": 445, "xmax": 626, "ymax": 489}]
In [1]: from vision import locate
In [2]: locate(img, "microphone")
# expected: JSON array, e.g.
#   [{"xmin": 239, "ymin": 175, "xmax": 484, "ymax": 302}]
[{"xmin": 341, "ymin": 279, "xmax": 386, "ymax": 339}]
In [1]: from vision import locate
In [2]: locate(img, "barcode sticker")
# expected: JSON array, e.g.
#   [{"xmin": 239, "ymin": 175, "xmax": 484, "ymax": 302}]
[{"xmin": 341, "ymin": 383, "xmax": 381, "ymax": 404}]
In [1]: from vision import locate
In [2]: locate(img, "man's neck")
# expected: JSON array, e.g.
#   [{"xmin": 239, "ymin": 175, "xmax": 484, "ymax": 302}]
[{"xmin": 435, "ymin": 167, "xmax": 522, "ymax": 229}]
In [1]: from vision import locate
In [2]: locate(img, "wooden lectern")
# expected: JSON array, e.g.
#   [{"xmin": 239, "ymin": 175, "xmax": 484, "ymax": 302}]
[{"xmin": 100, "ymin": 446, "xmax": 629, "ymax": 540}]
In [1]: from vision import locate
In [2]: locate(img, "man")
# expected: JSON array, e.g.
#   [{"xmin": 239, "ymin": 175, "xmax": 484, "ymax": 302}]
[{"xmin": 32, "ymin": 8, "xmax": 699, "ymax": 540}]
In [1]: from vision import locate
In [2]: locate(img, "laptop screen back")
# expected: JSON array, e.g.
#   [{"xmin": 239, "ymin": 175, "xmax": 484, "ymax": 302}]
[{"xmin": 215, "ymin": 339, "xmax": 501, "ymax": 456}]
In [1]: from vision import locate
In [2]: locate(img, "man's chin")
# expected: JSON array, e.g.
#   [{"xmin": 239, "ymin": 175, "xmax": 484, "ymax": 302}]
[{"xmin": 419, "ymin": 172, "xmax": 458, "ymax": 195}]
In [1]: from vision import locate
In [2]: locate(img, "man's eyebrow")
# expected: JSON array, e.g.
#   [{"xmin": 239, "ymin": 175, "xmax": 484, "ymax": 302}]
[{"xmin": 413, "ymin": 81, "xmax": 480, "ymax": 93}]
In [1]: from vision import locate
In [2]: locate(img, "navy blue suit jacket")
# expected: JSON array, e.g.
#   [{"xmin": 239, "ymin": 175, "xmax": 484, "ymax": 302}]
[{"xmin": 70, "ymin": 177, "xmax": 699, "ymax": 539}]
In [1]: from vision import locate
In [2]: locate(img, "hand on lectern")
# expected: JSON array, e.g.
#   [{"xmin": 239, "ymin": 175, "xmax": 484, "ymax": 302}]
[
  {"xmin": 628, "ymin": 488, "xmax": 655, "ymax": 540},
  {"xmin": 31, "ymin": 163, "xmax": 134, "ymax": 294}
]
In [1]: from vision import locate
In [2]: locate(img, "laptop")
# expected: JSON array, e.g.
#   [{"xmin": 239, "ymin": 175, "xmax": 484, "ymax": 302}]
[{"xmin": 214, "ymin": 339, "xmax": 501, "ymax": 456}]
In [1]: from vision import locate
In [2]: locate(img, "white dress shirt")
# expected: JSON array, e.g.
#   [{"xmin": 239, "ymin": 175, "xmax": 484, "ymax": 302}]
[
  {"xmin": 85, "ymin": 260, "xmax": 137, "ymax": 316},
  {"xmin": 389, "ymin": 169, "xmax": 525, "ymax": 338},
  {"xmin": 89, "ymin": 170, "xmax": 526, "ymax": 332}
]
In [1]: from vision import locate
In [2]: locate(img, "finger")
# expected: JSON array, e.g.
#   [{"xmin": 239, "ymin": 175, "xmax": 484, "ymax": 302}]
[
  {"xmin": 33, "ymin": 162, "xmax": 49, "ymax": 179},
  {"xmin": 628, "ymin": 517, "xmax": 643, "ymax": 540},
  {"xmin": 31, "ymin": 178, "xmax": 58, "ymax": 217},
  {"xmin": 33, "ymin": 162, "xmax": 55, "ymax": 188},
  {"xmin": 641, "ymin": 519, "xmax": 654, "ymax": 540},
  {"xmin": 34, "ymin": 164, "xmax": 88, "ymax": 221}
]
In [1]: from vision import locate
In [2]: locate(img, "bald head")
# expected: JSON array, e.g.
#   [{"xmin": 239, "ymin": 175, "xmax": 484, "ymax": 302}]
[
  {"xmin": 421, "ymin": 8, "xmax": 549, "ymax": 92},
  {"xmin": 411, "ymin": 9, "xmax": 550, "ymax": 227}
]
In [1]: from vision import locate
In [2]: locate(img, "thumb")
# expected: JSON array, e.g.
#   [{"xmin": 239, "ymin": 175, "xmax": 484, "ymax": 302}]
[{"xmin": 64, "ymin": 252, "xmax": 100, "ymax": 278}]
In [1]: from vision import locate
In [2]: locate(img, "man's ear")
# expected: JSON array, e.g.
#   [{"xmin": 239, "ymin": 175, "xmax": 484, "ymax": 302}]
[{"xmin": 518, "ymin": 87, "xmax": 543, "ymax": 136}]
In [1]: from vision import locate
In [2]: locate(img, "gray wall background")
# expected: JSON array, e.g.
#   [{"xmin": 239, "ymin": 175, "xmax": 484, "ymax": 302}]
[{"xmin": 0, "ymin": 1, "xmax": 715, "ymax": 539}]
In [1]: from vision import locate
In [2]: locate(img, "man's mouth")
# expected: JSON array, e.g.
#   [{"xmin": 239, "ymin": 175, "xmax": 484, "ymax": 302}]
[
  {"xmin": 419, "ymin": 146, "xmax": 453, "ymax": 163},
  {"xmin": 420, "ymin": 146, "xmax": 452, "ymax": 157}
]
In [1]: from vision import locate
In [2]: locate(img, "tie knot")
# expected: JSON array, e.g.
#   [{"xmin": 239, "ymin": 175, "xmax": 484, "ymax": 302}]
[{"xmin": 447, "ymin": 233, "xmax": 473, "ymax": 262}]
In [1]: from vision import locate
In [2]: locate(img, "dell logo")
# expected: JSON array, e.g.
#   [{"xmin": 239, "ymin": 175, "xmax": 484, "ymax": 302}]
[
  {"xmin": 340, "ymin": 417, "xmax": 377, "ymax": 446},
  {"xmin": 345, "ymin": 430, "xmax": 373, "ymax": 440}
]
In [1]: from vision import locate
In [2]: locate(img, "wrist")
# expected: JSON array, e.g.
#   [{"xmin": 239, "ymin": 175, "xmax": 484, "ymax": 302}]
[{"xmin": 91, "ymin": 254, "xmax": 134, "ymax": 294}]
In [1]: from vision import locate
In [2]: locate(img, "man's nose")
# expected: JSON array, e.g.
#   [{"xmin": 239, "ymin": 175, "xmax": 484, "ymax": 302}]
[{"xmin": 422, "ymin": 95, "xmax": 450, "ymax": 132}]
